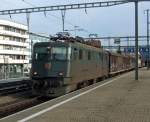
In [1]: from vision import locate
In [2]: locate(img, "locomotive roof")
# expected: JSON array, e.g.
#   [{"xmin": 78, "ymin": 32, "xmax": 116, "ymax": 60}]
[
  {"xmin": 107, "ymin": 51, "xmax": 134, "ymax": 58},
  {"xmin": 33, "ymin": 41, "xmax": 134, "ymax": 58},
  {"xmin": 34, "ymin": 41, "xmax": 69, "ymax": 47},
  {"xmin": 34, "ymin": 41, "xmax": 104, "ymax": 52}
]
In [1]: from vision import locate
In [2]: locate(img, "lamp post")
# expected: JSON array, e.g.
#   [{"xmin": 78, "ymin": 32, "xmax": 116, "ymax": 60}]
[
  {"xmin": 144, "ymin": 9, "xmax": 150, "ymax": 69},
  {"xmin": 135, "ymin": 0, "xmax": 139, "ymax": 80},
  {"xmin": 125, "ymin": 0, "xmax": 139, "ymax": 80}
]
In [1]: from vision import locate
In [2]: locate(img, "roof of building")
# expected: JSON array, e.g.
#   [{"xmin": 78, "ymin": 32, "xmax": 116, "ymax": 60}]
[{"xmin": 0, "ymin": 19, "xmax": 27, "ymax": 30}]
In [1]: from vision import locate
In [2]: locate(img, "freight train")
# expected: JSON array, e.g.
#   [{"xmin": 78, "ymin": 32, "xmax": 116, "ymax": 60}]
[{"xmin": 31, "ymin": 35, "xmax": 135, "ymax": 97}]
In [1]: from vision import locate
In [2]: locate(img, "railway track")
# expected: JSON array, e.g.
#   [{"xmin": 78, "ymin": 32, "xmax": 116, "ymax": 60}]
[
  {"xmin": 0, "ymin": 79, "xmax": 49, "ymax": 118},
  {"xmin": 0, "ymin": 80, "xmax": 32, "ymax": 95},
  {"xmin": 0, "ymin": 69, "xmax": 134, "ymax": 119},
  {"xmin": 0, "ymin": 96, "xmax": 49, "ymax": 118}
]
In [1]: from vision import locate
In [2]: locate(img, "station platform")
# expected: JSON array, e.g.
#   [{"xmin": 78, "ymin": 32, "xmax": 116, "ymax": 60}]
[{"xmin": 1, "ymin": 68, "xmax": 150, "ymax": 122}]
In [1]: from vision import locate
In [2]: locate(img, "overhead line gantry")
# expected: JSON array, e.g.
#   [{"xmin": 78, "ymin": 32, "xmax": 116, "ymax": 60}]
[{"xmin": 0, "ymin": 1, "xmax": 129, "ymax": 15}]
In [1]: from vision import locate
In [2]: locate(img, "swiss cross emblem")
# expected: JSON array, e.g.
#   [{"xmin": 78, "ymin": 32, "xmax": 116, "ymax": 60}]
[{"xmin": 44, "ymin": 63, "xmax": 51, "ymax": 69}]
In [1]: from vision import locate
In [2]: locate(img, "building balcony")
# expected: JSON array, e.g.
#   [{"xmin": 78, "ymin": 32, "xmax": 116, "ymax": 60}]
[
  {"xmin": 0, "ymin": 49, "xmax": 30, "ymax": 56},
  {"xmin": 0, "ymin": 20, "xmax": 28, "ymax": 30},
  {"xmin": 0, "ymin": 58, "xmax": 29, "ymax": 64},
  {"xmin": 0, "ymin": 30, "xmax": 29, "ymax": 39},
  {"xmin": 0, "ymin": 40, "xmax": 28, "ymax": 47}
]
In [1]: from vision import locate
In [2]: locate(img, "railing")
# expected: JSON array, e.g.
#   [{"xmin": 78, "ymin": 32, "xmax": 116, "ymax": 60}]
[{"xmin": 0, "ymin": 72, "xmax": 29, "ymax": 80}]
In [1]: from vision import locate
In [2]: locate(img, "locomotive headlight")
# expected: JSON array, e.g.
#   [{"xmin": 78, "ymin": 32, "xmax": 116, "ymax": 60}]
[
  {"xmin": 58, "ymin": 72, "xmax": 63, "ymax": 76},
  {"xmin": 33, "ymin": 72, "xmax": 37, "ymax": 75}
]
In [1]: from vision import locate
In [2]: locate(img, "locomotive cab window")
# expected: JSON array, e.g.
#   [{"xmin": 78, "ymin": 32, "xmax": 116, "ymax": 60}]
[
  {"xmin": 33, "ymin": 46, "xmax": 67, "ymax": 61},
  {"xmin": 52, "ymin": 47, "xmax": 67, "ymax": 60},
  {"xmin": 33, "ymin": 47, "xmax": 51, "ymax": 61}
]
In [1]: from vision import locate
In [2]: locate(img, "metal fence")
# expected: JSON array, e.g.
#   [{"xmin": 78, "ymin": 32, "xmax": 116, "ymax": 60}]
[{"xmin": 0, "ymin": 64, "xmax": 29, "ymax": 81}]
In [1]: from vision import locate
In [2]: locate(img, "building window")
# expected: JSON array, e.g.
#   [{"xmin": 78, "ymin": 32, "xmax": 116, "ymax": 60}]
[
  {"xmin": 0, "ymin": 36, "xmax": 3, "ymax": 40},
  {"xmin": 21, "ymin": 30, "xmax": 25, "ymax": 35},
  {"xmin": 5, "ymin": 37, "xmax": 9, "ymax": 41},
  {"xmin": 11, "ymin": 27, "xmax": 15, "ymax": 32},
  {"xmin": 0, "ymin": 26, "xmax": 4, "ymax": 30},
  {"xmin": 0, "ymin": 45, "xmax": 3, "ymax": 50},
  {"xmin": 4, "ymin": 45, "xmax": 12, "ymax": 50},
  {"xmin": 16, "ymin": 29, "xmax": 20, "ymax": 33},
  {"xmin": 5, "ymin": 26, "xmax": 10, "ymax": 31},
  {"xmin": 0, "ymin": 55, "xmax": 3, "ymax": 58}
]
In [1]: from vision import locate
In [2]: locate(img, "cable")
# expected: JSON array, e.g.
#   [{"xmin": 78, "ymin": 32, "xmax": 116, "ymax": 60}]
[
  {"xmin": 20, "ymin": 0, "xmax": 90, "ymax": 34},
  {"xmin": 21, "ymin": 0, "xmax": 75, "ymax": 26},
  {"xmin": 22, "ymin": 0, "xmax": 35, "ymax": 7}
]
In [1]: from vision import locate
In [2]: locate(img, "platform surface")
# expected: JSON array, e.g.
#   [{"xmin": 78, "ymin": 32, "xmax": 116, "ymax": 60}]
[{"xmin": 1, "ymin": 68, "xmax": 150, "ymax": 122}]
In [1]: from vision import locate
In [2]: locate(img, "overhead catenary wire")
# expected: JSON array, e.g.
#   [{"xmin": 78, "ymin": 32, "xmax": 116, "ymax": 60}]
[{"xmin": 20, "ymin": 0, "xmax": 90, "ymax": 34}]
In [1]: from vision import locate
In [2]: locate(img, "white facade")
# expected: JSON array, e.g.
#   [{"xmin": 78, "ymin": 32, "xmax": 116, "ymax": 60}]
[
  {"xmin": 0, "ymin": 19, "xmax": 30, "ymax": 79},
  {"xmin": 0, "ymin": 19, "xmax": 29, "ymax": 64}
]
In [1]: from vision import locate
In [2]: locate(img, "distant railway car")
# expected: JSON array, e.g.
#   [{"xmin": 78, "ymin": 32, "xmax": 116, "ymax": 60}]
[
  {"xmin": 31, "ymin": 40, "xmax": 109, "ymax": 97},
  {"xmin": 108, "ymin": 52, "xmax": 135, "ymax": 76}
]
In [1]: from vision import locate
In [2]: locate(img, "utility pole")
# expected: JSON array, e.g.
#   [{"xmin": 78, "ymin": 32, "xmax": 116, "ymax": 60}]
[
  {"xmin": 26, "ymin": 13, "xmax": 31, "ymax": 55},
  {"xmin": 108, "ymin": 38, "xmax": 111, "ymax": 51},
  {"xmin": 127, "ymin": 37, "xmax": 129, "ymax": 54},
  {"xmin": 61, "ymin": 10, "xmax": 66, "ymax": 32},
  {"xmin": 26, "ymin": 12, "xmax": 30, "ymax": 78},
  {"xmin": 74, "ymin": 26, "xmax": 79, "ymax": 37},
  {"xmin": 144, "ymin": 9, "xmax": 150, "ymax": 69},
  {"xmin": 135, "ymin": 0, "xmax": 139, "ymax": 80}
]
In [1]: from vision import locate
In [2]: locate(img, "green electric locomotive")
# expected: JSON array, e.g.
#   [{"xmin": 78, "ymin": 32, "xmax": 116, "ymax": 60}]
[{"xmin": 31, "ymin": 38, "xmax": 109, "ymax": 97}]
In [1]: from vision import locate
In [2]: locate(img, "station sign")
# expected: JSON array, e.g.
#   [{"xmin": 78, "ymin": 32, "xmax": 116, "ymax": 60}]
[
  {"xmin": 124, "ymin": 46, "xmax": 150, "ymax": 61},
  {"xmin": 124, "ymin": 47, "xmax": 150, "ymax": 53},
  {"xmin": 114, "ymin": 38, "xmax": 120, "ymax": 44}
]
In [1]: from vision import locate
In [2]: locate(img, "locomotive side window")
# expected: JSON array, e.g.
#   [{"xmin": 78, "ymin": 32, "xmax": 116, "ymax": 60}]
[
  {"xmin": 99, "ymin": 52, "xmax": 101, "ymax": 59},
  {"xmin": 99, "ymin": 52, "xmax": 102, "ymax": 63},
  {"xmin": 88, "ymin": 51, "xmax": 91, "ymax": 60},
  {"xmin": 92, "ymin": 51, "xmax": 97, "ymax": 60},
  {"xmin": 79, "ymin": 49, "xmax": 83, "ymax": 60},
  {"xmin": 73, "ymin": 48, "xmax": 78, "ymax": 60}
]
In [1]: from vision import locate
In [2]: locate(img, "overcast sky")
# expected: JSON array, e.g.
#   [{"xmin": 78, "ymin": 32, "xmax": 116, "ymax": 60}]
[{"xmin": 0, "ymin": 0, "xmax": 150, "ymax": 43}]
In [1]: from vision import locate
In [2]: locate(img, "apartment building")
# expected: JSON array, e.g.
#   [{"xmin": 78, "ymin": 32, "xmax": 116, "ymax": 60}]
[{"xmin": 0, "ymin": 19, "xmax": 29, "ymax": 79}]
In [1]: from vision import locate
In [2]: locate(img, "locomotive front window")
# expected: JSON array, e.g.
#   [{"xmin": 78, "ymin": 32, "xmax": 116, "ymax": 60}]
[
  {"xmin": 52, "ymin": 47, "xmax": 67, "ymax": 60},
  {"xmin": 33, "ymin": 46, "xmax": 67, "ymax": 61},
  {"xmin": 35, "ymin": 53, "xmax": 50, "ymax": 61},
  {"xmin": 33, "ymin": 47, "xmax": 51, "ymax": 61}
]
